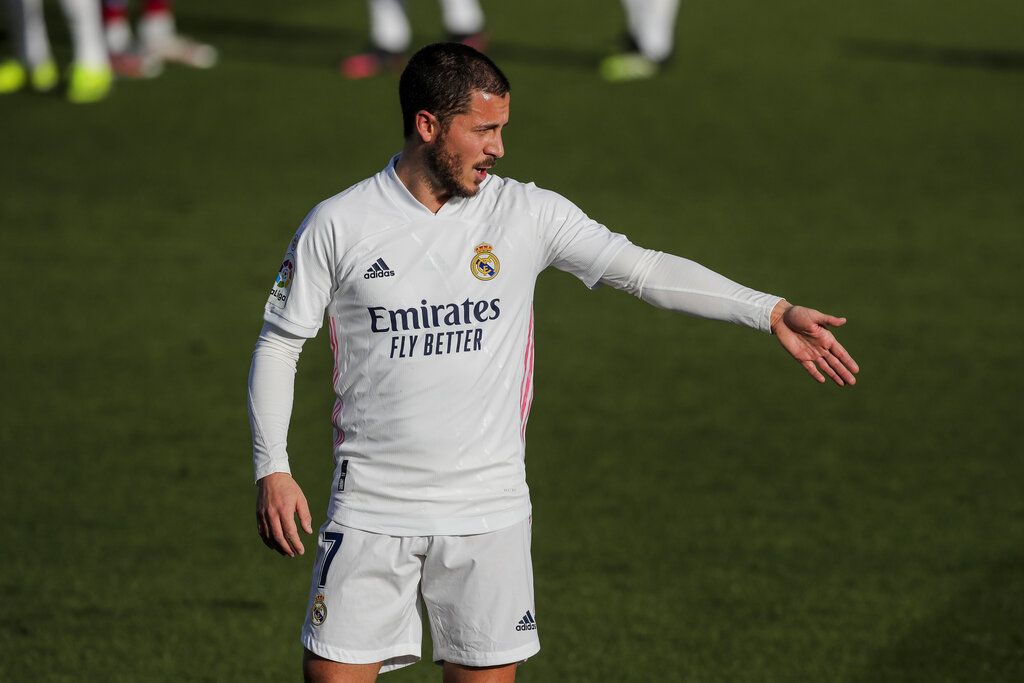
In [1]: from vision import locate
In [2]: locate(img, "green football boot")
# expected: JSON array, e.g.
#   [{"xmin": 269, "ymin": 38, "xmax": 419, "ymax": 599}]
[
  {"xmin": 0, "ymin": 59, "xmax": 27, "ymax": 94},
  {"xmin": 67, "ymin": 63, "xmax": 113, "ymax": 104},
  {"xmin": 31, "ymin": 60, "xmax": 59, "ymax": 91},
  {"xmin": 0, "ymin": 59, "xmax": 60, "ymax": 94},
  {"xmin": 599, "ymin": 53, "xmax": 659, "ymax": 82}
]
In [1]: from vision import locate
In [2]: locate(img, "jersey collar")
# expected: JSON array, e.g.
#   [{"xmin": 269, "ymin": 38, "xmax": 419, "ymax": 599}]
[{"xmin": 384, "ymin": 153, "xmax": 489, "ymax": 219}]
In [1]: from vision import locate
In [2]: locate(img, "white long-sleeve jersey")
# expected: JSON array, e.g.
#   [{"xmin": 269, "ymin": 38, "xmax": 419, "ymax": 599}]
[{"xmin": 248, "ymin": 155, "xmax": 781, "ymax": 536}]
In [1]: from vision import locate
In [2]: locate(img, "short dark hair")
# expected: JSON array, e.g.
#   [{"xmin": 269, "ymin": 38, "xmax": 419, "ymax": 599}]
[{"xmin": 399, "ymin": 43, "xmax": 511, "ymax": 138}]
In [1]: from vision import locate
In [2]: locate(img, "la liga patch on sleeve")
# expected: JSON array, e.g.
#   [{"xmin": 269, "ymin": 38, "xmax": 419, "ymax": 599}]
[{"xmin": 268, "ymin": 258, "xmax": 294, "ymax": 309}]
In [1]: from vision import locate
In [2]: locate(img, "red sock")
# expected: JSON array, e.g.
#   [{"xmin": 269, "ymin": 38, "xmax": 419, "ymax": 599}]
[
  {"xmin": 102, "ymin": 1, "xmax": 128, "ymax": 23},
  {"xmin": 143, "ymin": 0, "xmax": 172, "ymax": 16}
]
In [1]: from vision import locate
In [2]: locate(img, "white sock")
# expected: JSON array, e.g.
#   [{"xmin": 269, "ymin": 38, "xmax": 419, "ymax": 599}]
[
  {"xmin": 105, "ymin": 16, "xmax": 132, "ymax": 53},
  {"xmin": 8, "ymin": 0, "xmax": 54, "ymax": 67},
  {"xmin": 622, "ymin": 0, "xmax": 679, "ymax": 62},
  {"xmin": 60, "ymin": 0, "xmax": 110, "ymax": 68},
  {"xmin": 139, "ymin": 9, "xmax": 176, "ymax": 47},
  {"xmin": 368, "ymin": 0, "xmax": 410, "ymax": 53},
  {"xmin": 438, "ymin": 0, "xmax": 484, "ymax": 36}
]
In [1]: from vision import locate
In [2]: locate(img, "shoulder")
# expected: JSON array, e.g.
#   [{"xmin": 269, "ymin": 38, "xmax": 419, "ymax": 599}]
[
  {"xmin": 480, "ymin": 174, "xmax": 581, "ymax": 217},
  {"xmin": 313, "ymin": 172, "xmax": 391, "ymax": 222},
  {"xmin": 301, "ymin": 171, "xmax": 407, "ymax": 242}
]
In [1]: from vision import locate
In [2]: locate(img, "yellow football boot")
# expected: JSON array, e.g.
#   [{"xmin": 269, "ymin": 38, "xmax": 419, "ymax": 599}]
[
  {"xmin": 67, "ymin": 63, "xmax": 113, "ymax": 104},
  {"xmin": 599, "ymin": 53, "xmax": 659, "ymax": 82},
  {"xmin": 0, "ymin": 59, "xmax": 60, "ymax": 94},
  {"xmin": 31, "ymin": 60, "xmax": 59, "ymax": 92},
  {"xmin": 0, "ymin": 59, "xmax": 27, "ymax": 94}
]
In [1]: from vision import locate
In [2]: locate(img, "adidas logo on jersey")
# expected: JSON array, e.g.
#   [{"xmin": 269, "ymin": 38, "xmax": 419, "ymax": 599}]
[
  {"xmin": 364, "ymin": 257, "xmax": 395, "ymax": 279},
  {"xmin": 515, "ymin": 610, "xmax": 537, "ymax": 631}
]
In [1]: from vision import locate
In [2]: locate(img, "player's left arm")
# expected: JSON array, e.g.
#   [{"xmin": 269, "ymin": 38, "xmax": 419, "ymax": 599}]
[{"xmin": 600, "ymin": 243, "xmax": 859, "ymax": 386}]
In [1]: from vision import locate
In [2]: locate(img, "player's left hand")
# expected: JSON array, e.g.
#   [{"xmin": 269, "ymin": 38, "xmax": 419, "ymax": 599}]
[{"xmin": 770, "ymin": 301, "xmax": 859, "ymax": 386}]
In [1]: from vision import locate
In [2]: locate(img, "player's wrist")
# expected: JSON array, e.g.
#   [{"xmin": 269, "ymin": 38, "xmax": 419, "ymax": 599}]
[
  {"xmin": 257, "ymin": 471, "xmax": 294, "ymax": 488},
  {"xmin": 769, "ymin": 299, "xmax": 792, "ymax": 334}
]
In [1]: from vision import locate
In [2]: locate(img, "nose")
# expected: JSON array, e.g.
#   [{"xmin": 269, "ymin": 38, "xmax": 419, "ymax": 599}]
[{"xmin": 485, "ymin": 130, "xmax": 504, "ymax": 160}]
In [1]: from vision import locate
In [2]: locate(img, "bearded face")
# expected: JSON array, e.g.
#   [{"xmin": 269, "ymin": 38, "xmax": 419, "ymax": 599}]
[
  {"xmin": 416, "ymin": 91, "xmax": 508, "ymax": 204},
  {"xmin": 425, "ymin": 125, "xmax": 480, "ymax": 199}
]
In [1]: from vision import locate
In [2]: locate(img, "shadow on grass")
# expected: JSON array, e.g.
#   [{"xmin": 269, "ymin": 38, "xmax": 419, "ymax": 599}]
[
  {"xmin": 62, "ymin": 598, "xmax": 269, "ymax": 619},
  {"xmin": 488, "ymin": 42, "xmax": 606, "ymax": 71},
  {"xmin": 852, "ymin": 553, "xmax": 1024, "ymax": 681},
  {"xmin": 176, "ymin": 13, "xmax": 603, "ymax": 72},
  {"xmin": 4, "ymin": 13, "xmax": 605, "ymax": 73},
  {"xmin": 842, "ymin": 39, "xmax": 1024, "ymax": 71},
  {"xmin": 176, "ymin": 14, "xmax": 359, "ymax": 47}
]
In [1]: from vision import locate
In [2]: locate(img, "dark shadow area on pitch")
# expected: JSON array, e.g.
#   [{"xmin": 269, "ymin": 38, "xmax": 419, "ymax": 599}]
[
  {"xmin": 842, "ymin": 39, "xmax": 1024, "ymax": 71},
  {"xmin": 488, "ymin": 41, "xmax": 607, "ymax": 71},
  {"xmin": 6, "ymin": 13, "xmax": 608, "ymax": 73},
  {"xmin": 170, "ymin": 13, "xmax": 361, "ymax": 69},
  {"xmin": 174, "ymin": 14, "xmax": 604, "ymax": 72},
  {"xmin": 175, "ymin": 14, "xmax": 359, "ymax": 46},
  {"xmin": 851, "ymin": 552, "xmax": 1024, "ymax": 682}
]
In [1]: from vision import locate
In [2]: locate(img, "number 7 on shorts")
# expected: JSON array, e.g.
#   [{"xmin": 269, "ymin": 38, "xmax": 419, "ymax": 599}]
[{"xmin": 317, "ymin": 531, "xmax": 344, "ymax": 589}]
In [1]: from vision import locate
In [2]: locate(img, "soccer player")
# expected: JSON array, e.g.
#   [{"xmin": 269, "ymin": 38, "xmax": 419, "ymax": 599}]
[
  {"xmin": 248, "ymin": 43, "xmax": 858, "ymax": 682},
  {"xmin": 101, "ymin": 0, "xmax": 217, "ymax": 78},
  {"xmin": 341, "ymin": 0, "xmax": 486, "ymax": 79},
  {"xmin": 0, "ymin": 0, "xmax": 112, "ymax": 103},
  {"xmin": 600, "ymin": 0, "xmax": 680, "ymax": 81}
]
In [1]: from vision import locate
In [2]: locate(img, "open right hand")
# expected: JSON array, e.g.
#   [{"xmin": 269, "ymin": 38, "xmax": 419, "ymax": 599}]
[{"xmin": 256, "ymin": 472, "xmax": 313, "ymax": 557}]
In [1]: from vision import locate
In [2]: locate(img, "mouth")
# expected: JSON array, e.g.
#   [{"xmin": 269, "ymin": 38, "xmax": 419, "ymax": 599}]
[{"xmin": 473, "ymin": 161, "xmax": 494, "ymax": 182}]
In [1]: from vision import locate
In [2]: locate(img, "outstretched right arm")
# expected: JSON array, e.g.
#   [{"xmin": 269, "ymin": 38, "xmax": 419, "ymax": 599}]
[{"xmin": 248, "ymin": 322, "xmax": 313, "ymax": 557}]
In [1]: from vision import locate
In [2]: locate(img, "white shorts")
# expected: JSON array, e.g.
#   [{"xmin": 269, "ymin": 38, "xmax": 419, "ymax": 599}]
[{"xmin": 300, "ymin": 518, "xmax": 540, "ymax": 673}]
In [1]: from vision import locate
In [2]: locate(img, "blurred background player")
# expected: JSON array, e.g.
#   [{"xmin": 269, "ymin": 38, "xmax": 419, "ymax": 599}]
[
  {"xmin": 341, "ymin": 0, "xmax": 486, "ymax": 79},
  {"xmin": 0, "ymin": 0, "xmax": 112, "ymax": 102},
  {"xmin": 601, "ymin": 0, "xmax": 679, "ymax": 81},
  {"xmin": 102, "ymin": 0, "xmax": 216, "ymax": 78}
]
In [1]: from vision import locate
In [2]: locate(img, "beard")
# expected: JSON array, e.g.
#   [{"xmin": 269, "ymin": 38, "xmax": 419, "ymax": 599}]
[{"xmin": 425, "ymin": 131, "xmax": 478, "ymax": 199}]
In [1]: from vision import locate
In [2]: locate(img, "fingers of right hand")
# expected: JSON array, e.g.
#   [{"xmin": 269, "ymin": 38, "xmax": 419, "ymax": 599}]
[
  {"xmin": 258, "ymin": 485, "xmax": 308, "ymax": 555},
  {"xmin": 257, "ymin": 513, "xmax": 283, "ymax": 553},
  {"xmin": 298, "ymin": 494, "xmax": 313, "ymax": 534},
  {"xmin": 268, "ymin": 510, "xmax": 295, "ymax": 557},
  {"xmin": 281, "ymin": 513, "xmax": 306, "ymax": 556}
]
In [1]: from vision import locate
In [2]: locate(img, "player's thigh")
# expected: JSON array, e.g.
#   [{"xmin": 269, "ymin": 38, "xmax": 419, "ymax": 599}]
[
  {"xmin": 442, "ymin": 661, "xmax": 518, "ymax": 683},
  {"xmin": 421, "ymin": 518, "xmax": 539, "ymax": 668},
  {"xmin": 301, "ymin": 522, "xmax": 425, "ymax": 672},
  {"xmin": 303, "ymin": 648, "xmax": 382, "ymax": 683}
]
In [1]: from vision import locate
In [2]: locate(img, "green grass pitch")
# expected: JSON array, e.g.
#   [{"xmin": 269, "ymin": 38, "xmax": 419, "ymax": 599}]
[{"xmin": 2, "ymin": 1, "xmax": 1022, "ymax": 680}]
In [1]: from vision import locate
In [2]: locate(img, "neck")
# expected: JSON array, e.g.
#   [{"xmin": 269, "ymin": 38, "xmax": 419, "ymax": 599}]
[{"xmin": 395, "ymin": 144, "xmax": 450, "ymax": 214}]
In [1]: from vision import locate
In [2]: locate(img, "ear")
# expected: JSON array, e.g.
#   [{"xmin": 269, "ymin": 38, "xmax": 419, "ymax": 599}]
[{"xmin": 414, "ymin": 110, "xmax": 440, "ymax": 143}]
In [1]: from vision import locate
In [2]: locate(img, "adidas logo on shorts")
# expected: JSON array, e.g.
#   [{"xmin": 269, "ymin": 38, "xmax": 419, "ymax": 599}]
[
  {"xmin": 515, "ymin": 610, "xmax": 537, "ymax": 631},
  {"xmin": 364, "ymin": 257, "xmax": 395, "ymax": 279}
]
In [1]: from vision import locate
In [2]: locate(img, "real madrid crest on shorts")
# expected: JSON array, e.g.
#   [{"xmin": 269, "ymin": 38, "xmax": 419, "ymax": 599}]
[
  {"xmin": 471, "ymin": 243, "xmax": 500, "ymax": 281},
  {"xmin": 311, "ymin": 593, "xmax": 328, "ymax": 626}
]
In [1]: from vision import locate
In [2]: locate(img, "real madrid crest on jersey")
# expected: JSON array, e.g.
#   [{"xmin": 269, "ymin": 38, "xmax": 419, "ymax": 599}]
[
  {"xmin": 311, "ymin": 593, "xmax": 328, "ymax": 626},
  {"xmin": 471, "ymin": 243, "xmax": 500, "ymax": 281}
]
